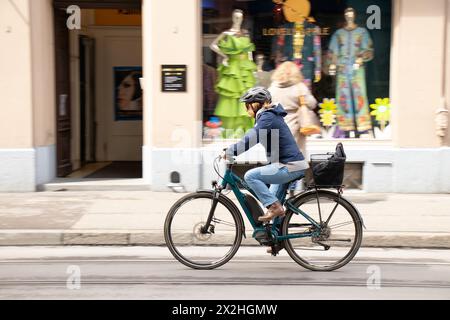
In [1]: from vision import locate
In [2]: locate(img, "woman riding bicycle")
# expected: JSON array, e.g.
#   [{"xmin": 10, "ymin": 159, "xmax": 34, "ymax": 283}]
[
  {"xmin": 223, "ymin": 87, "xmax": 309, "ymax": 222},
  {"xmin": 166, "ymin": 86, "xmax": 362, "ymax": 269}
]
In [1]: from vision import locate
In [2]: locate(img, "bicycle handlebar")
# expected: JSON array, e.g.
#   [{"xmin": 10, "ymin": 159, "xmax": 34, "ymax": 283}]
[{"xmin": 218, "ymin": 155, "xmax": 236, "ymax": 164}]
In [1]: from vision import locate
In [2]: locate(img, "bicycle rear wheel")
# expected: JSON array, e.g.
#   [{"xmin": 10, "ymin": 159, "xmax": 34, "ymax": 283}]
[
  {"xmin": 164, "ymin": 191, "xmax": 243, "ymax": 270},
  {"xmin": 282, "ymin": 190, "xmax": 363, "ymax": 271}
]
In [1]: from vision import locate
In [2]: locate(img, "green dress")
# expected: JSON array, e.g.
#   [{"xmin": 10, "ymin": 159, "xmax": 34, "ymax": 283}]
[{"xmin": 214, "ymin": 34, "xmax": 257, "ymax": 138}]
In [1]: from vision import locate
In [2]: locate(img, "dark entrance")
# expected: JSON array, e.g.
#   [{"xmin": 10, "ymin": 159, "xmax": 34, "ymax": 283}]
[
  {"xmin": 53, "ymin": 0, "xmax": 142, "ymax": 177},
  {"xmin": 79, "ymin": 35, "xmax": 96, "ymax": 166},
  {"xmin": 54, "ymin": 7, "xmax": 72, "ymax": 177}
]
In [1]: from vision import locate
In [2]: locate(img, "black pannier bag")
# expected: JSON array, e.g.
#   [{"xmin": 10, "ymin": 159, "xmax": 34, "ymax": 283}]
[{"xmin": 310, "ymin": 143, "xmax": 346, "ymax": 187}]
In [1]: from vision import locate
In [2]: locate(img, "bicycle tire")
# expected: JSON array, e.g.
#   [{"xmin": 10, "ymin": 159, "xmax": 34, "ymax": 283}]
[
  {"xmin": 164, "ymin": 191, "xmax": 244, "ymax": 270},
  {"xmin": 282, "ymin": 190, "xmax": 363, "ymax": 271}
]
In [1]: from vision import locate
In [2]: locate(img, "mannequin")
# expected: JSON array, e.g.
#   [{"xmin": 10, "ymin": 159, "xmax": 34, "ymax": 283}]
[
  {"xmin": 272, "ymin": 17, "xmax": 322, "ymax": 90},
  {"xmin": 210, "ymin": 9, "xmax": 257, "ymax": 138},
  {"xmin": 255, "ymin": 54, "xmax": 273, "ymax": 88},
  {"xmin": 328, "ymin": 8, "xmax": 374, "ymax": 137},
  {"xmin": 256, "ymin": 54, "xmax": 264, "ymax": 72},
  {"xmin": 210, "ymin": 9, "xmax": 253, "ymax": 66}
]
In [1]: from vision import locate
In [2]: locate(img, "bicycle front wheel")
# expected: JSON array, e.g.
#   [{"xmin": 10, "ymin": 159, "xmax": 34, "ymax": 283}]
[
  {"xmin": 282, "ymin": 190, "xmax": 363, "ymax": 271},
  {"xmin": 164, "ymin": 191, "xmax": 243, "ymax": 270}
]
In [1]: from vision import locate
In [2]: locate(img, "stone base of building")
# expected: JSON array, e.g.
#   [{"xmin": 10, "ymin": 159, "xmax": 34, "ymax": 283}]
[
  {"xmin": 144, "ymin": 145, "xmax": 450, "ymax": 194},
  {"xmin": 0, "ymin": 149, "xmax": 35, "ymax": 192},
  {"xmin": 1, "ymin": 145, "xmax": 449, "ymax": 193},
  {"xmin": 144, "ymin": 146, "xmax": 202, "ymax": 192},
  {"xmin": 0, "ymin": 145, "xmax": 56, "ymax": 192}
]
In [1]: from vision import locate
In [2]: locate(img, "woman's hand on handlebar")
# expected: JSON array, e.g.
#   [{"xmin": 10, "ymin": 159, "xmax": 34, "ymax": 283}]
[
  {"xmin": 220, "ymin": 151, "xmax": 227, "ymax": 160},
  {"xmin": 219, "ymin": 148, "xmax": 229, "ymax": 160}
]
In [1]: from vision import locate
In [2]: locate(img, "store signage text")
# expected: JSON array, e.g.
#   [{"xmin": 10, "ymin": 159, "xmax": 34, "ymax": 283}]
[
  {"xmin": 262, "ymin": 27, "xmax": 330, "ymax": 37},
  {"xmin": 264, "ymin": 4, "xmax": 381, "ymax": 36}
]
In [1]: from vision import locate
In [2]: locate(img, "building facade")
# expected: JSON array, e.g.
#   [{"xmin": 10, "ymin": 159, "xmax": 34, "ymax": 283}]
[{"xmin": 0, "ymin": 0, "xmax": 449, "ymax": 193}]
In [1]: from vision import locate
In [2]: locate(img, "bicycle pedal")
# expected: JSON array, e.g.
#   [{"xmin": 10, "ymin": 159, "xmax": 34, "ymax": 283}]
[
  {"xmin": 267, "ymin": 246, "xmax": 278, "ymax": 256},
  {"xmin": 268, "ymin": 243, "xmax": 285, "ymax": 256}
]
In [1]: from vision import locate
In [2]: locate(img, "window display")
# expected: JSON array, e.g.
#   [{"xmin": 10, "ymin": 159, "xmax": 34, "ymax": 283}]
[
  {"xmin": 209, "ymin": 9, "xmax": 257, "ymax": 138},
  {"xmin": 271, "ymin": 20, "xmax": 322, "ymax": 90},
  {"xmin": 202, "ymin": 0, "xmax": 392, "ymax": 140},
  {"xmin": 328, "ymin": 8, "xmax": 374, "ymax": 138},
  {"xmin": 255, "ymin": 54, "xmax": 273, "ymax": 88}
]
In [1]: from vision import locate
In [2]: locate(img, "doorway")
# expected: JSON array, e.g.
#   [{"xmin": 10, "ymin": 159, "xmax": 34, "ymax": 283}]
[{"xmin": 53, "ymin": 0, "xmax": 143, "ymax": 180}]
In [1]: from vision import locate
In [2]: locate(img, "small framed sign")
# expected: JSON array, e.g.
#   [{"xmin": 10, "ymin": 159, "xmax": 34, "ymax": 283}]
[{"xmin": 161, "ymin": 65, "xmax": 187, "ymax": 92}]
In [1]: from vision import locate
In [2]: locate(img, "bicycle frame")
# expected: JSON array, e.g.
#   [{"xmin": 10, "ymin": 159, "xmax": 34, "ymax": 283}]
[{"xmin": 216, "ymin": 162, "xmax": 322, "ymax": 242}]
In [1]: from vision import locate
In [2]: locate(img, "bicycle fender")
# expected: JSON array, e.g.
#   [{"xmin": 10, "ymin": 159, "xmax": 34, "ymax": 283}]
[{"xmin": 195, "ymin": 190, "xmax": 247, "ymax": 238}]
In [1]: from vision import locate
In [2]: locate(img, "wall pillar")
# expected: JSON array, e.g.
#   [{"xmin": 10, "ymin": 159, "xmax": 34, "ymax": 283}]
[
  {"xmin": 30, "ymin": 0, "xmax": 57, "ymax": 186},
  {"xmin": 387, "ymin": 0, "xmax": 450, "ymax": 192},
  {"xmin": 444, "ymin": 0, "xmax": 450, "ymax": 146},
  {"xmin": 0, "ymin": 0, "xmax": 34, "ymax": 191},
  {"xmin": 391, "ymin": 0, "xmax": 447, "ymax": 148},
  {"xmin": 142, "ymin": 0, "xmax": 202, "ymax": 191}
]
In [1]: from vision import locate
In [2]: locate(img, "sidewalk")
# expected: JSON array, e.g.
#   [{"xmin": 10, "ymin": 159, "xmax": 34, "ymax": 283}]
[{"xmin": 0, "ymin": 190, "xmax": 449, "ymax": 248}]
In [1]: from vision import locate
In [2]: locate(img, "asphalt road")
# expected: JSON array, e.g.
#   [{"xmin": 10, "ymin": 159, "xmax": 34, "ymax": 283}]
[{"xmin": 0, "ymin": 247, "xmax": 449, "ymax": 300}]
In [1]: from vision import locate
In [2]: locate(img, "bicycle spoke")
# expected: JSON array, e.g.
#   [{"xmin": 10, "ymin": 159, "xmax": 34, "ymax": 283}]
[
  {"xmin": 324, "ymin": 238, "xmax": 352, "ymax": 242},
  {"xmin": 212, "ymin": 217, "xmax": 235, "ymax": 227},
  {"xmin": 290, "ymin": 246, "xmax": 329, "ymax": 252},
  {"xmin": 327, "ymin": 221, "xmax": 354, "ymax": 229},
  {"xmin": 324, "ymin": 201, "xmax": 340, "ymax": 225},
  {"xmin": 212, "ymin": 218, "xmax": 235, "ymax": 228}
]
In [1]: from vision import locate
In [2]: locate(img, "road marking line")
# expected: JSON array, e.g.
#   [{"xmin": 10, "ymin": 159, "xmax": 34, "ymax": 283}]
[{"xmin": 1, "ymin": 259, "xmax": 450, "ymax": 266}]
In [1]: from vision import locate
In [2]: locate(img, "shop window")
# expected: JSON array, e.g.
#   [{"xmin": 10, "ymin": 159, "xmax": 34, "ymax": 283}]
[{"xmin": 202, "ymin": 0, "xmax": 392, "ymax": 141}]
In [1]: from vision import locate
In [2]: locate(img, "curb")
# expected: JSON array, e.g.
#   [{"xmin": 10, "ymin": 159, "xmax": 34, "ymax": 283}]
[{"xmin": 1, "ymin": 230, "xmax": 450, "ymax": 249}]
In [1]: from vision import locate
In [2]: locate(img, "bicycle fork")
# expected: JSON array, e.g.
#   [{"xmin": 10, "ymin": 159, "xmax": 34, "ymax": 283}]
[{"xmin": 200, "ymin": 182, "xmax": 221, "ymax": 234}]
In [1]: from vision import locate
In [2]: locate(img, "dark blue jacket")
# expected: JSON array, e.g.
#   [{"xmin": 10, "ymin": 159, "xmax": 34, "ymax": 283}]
[{"xmin": 226, "ymin": 104, "xmax": 305, "ymax": 164}]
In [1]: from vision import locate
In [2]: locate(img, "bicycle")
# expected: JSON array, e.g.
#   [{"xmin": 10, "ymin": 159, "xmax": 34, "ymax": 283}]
[{"xmin": 164, "ymin": 152, "xmax": 364, "ymax": 271}]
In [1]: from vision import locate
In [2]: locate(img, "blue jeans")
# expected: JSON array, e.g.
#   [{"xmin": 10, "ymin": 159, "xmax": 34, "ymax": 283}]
[{"xmin": 244, "ymin": 163, "xmax": 306, "ymax": 208}]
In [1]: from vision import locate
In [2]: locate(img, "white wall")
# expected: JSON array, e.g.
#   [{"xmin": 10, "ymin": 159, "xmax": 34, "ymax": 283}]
[
  {"xmin": 30, "ymin": 0, "xmax": 56, "ymax": 185},
  {"xmin": 69, "ymin": 26, "xmax": 143, "ymax": 163},
  {"xmin": 142, "ymin": 0, "xmax": 202, "ymax": 191},
  {"xmin": 391, "ymin": 0, "xmax": 447, "ymax": 148},
  {"xmin": 92, "ymin": 26, "xmax": 142, "ymax": 161},
  {"xmin": 445, "ymin": 0, "xmax": 450, "ymax": 146},
  {"xmin": 143, "ymin": 0, "xmax": 202, "ymax": 149},
  {"xmin": 0, "ymin": 0, "xmax": 33, "ymax": 149},
  {"xmin": 0, "ymin": 0, "xmax": 55, "ymax": 191},
  {"xmin": 30, "ymin": 0, "xmax": 56, "ymax": 148}
]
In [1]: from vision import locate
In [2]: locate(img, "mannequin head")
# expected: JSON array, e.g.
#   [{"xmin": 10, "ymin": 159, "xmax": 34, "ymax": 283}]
[
  {"xmin": 232, "ymin": 9, "xmax": 244, "ymax": 28},
  {"xmin": 344, "ymin": 8, "xmax": 356, "ymax": 25}
]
